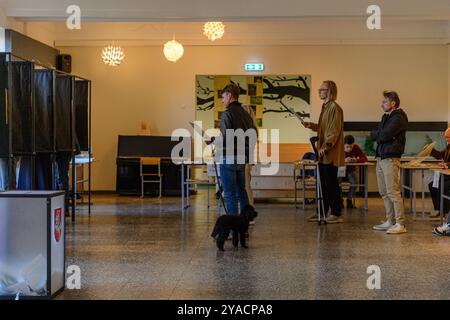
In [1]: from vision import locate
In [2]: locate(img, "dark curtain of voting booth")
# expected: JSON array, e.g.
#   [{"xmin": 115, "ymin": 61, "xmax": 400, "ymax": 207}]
[
  {"xmin": 6, "ymin": 61, "xmax": 35, "ymax": 190},
  {"xmin": 18, "ymin": 73, "xmax": 79, "ymax": 193},
  {"xmin": 12, "ymin": 62, "xmax": 34, "ymax": 189},
  {"xmin": 75, "ymin": 80, "xmax": 89, "ymax": 152},
  {"xmin": 55, "ymin": 75, "xmax": 75, "ymax": 203},
  {"xmin": 0, "ymin": 52, "xmax": 92, "ymax": 221},
  {"xmin": 17, "ymin": 68, "xmax": 59, "ymax": 190},
  {"xmin": 55, "ymin": 75, "xmax": 74, "ymax": 153},
  {"xmin": 11, "ymin": 62, "xmax": 34, "ymax": 155},
  {"xmin": 32, "ymin": 70, "xmax": 54, "ymax": 190},
  {"xmin": 0, "ymin": 55, "xmax": 8, "ymax": 190}
]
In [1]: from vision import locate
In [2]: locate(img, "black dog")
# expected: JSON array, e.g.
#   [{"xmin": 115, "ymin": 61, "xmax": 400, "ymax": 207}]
[{"xmin": 211, "ymin": 205, "xmax": 258, "ymax": 251}]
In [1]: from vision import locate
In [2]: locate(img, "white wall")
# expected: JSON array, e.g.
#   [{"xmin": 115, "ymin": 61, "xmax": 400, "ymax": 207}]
[{"xmin": 59, "ymin": 44, "xmax": 448, "ymax": 190}]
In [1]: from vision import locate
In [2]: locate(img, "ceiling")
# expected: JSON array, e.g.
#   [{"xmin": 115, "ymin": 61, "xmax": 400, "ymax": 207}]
[
  {"xmin": 2, "ymin": 0, "xmax": 450, "ymax": 22},
  {"xmin": 2, "ymin": 0, "xmax": 450, "ymax": 46}
]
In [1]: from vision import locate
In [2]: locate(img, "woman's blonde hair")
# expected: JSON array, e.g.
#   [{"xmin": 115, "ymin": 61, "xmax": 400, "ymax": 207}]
[{"xmin": 323, "ymin": 80, "xmax": 338, "ymax": 101}]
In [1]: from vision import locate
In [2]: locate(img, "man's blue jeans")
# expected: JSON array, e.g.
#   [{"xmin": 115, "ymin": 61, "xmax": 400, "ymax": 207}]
[{"xmin": 220, "ymin": 163, "xmax": 249, "ymax": 216}]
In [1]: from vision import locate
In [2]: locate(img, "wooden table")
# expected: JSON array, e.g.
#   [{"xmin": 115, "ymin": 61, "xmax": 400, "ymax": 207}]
[
  {"xmin": 344, "ymin": 162, "xmax": 373, "ymax": 211},
  {"xmin": 293, "ymin": 161, "xmax": 372, "ymax": 211},
  {"xmin": 400, "ymin": 163, "xmax": 441, "ymax": 221}
]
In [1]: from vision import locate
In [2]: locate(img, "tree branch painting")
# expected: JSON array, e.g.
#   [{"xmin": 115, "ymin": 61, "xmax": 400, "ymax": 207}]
[{"xmin": 263, "ymin": 76, "xmax": 310, "ymax": 104}]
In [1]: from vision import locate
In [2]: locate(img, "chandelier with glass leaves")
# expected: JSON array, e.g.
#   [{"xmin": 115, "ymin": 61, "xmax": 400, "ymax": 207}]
[
  {"xmin": 203, "ymin": 22, "xmax": 225, "ymax": 41},
  {"xmin": 102, "ymin": 45, "xmax": 125, "ymax": 66},
  {"xmin": 163, "ymin": 39, "xmax": 184, "ymax": 62}
]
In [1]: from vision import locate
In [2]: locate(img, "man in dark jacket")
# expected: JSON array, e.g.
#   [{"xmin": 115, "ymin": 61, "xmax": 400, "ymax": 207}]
[
  {"xmin": 371, "ymin": 91, "xmax": 408, "ymax": 234},
  {"xmin": 217, "ymin": 84, "xmax": 257, "ymax": 216}
]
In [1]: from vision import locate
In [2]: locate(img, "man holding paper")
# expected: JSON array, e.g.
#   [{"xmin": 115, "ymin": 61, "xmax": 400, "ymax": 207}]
[
  {"xmin": 217, "ymin": 84, "xmax": 257, "ymax": 216},
  {"xmin": 304, "ymin": 80, "xmax": 345, "ymax": 224}
]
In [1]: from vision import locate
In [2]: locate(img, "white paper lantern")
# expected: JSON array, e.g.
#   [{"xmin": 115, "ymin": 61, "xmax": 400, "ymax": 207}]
[
  {"xmin": 163, "ymin": 39, "xmax": 184, "ymax": 62},
  {"xmin": 203, "ymin": 22, "xmax": 225, "ymax": 41},
  {"xmin": 102, "ymin": 45, "xmax": 125, "ymax": 66}
]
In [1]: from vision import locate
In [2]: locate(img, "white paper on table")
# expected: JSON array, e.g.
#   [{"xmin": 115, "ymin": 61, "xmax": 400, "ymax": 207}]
[{"xmin": 432, "ymin": 171, "xmax": 440, "ymax": 189}]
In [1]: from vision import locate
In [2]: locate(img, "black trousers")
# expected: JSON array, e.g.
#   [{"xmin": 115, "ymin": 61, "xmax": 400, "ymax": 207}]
[
  {"xmin": 429, "ymin": 177, "xmax": 450, "ymax": 212},
  {"xmin": 318, "ymin": 163, "xmax": 342, "ymax": 216}
]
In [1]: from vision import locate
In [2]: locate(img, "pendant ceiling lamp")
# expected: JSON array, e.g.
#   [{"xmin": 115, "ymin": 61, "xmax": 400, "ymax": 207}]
[
  {"xmin": 203, "ymin": 22, "xmax": 225, "ymax": 41},
  {"xmin": 102, "ymin": 45, "xmax": 125, "ymax": 66},
  {"xmin": 163, "ymin": 38, "xmax": 184, "ymax": 62}
]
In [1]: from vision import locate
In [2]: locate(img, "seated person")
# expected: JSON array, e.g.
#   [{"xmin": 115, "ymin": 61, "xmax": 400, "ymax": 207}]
[
  {"xmin": 342, "ymin": 135, "xmax": 368, "ymax": 208},
  {"xmin": 428, "ymin": 128, "xmax": 450, "ymax": 219}
]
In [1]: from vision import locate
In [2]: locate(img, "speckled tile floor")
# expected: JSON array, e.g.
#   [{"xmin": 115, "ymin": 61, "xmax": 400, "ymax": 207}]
[{"xmin": 57, "ymin": 193, "xmax": 450, "ymax": 300}]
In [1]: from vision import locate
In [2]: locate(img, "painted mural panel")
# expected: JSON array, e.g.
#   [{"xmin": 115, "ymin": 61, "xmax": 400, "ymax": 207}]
[{"xmin": 196, "ymin": 75, "xmax": 311, "ymax": 143}]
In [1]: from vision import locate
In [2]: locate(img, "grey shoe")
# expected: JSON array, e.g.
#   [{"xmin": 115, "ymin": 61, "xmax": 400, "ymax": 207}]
[
  {"xmin": 386, "ymin": 223, "xmax": 407, "ymax": 234},
  {"xmin": 373, "ymin": 220, "xmax": 394, "ymax": 231},
  {"xmin": 326, "ymin": 214, "xmax": 343, "ymax": 224}
]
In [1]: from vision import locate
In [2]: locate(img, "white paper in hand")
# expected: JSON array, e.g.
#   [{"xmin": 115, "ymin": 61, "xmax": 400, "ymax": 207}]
[
  {"xmin": 432, "ymin": 171, "xmax": 440, "ymax": 189},
  {"xmin": 337, "ymin": 166, "xmax": 346, "ymax": 178}
]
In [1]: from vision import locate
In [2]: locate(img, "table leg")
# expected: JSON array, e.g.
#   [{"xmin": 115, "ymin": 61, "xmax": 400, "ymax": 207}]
[
  {"xmin": 302, "ymin": 165, "xmax": 305, "ymax": 210},
  {"xmin": 186, "ymin": 165, "xmax": 190, "ymax": 208},
  {"xmin": 294, "ymin": 180, "xmax": 298, "ymax": 209},
  {"xmin": 364, "ymin": 165, "xmax": 368, "ymax": 211},
  {"xmin": 440, "ymin": 172, "xmax": 444, "ymax": 226},
  {"xmin": 293, "ymin": 168, "xmax": 297, "ymax": 209},
  {"xmin": 401, "ymin": 167, "xmax": 405, "ymax": 208},
  {"xmin": 410, "ymin": 169, "xmax": 415, "ymax": 219},
  {"xmin": 181, "ymin": 163, "xmax": 185, "ymax": 210},
  {"xmin": 81, "ymin": 163, "xmax": 85, "ymax": 200},
  {"xmin": 413, "ymin": 170, "xmax": 417, "ymax": 217},
  {"xmin": 421, "ymin": 169, "xmax": 425, "ymax": 219},
  {"xmin": 316, "ymin": 164, "xmax": 320, "ymax": 214},
  {"xmin": 71, "ymin": 157, "xmax": 76, "ymax": 222},
  {"xmin": 207, "ymin": 180, "xmax": 210, "ymax": 208}
]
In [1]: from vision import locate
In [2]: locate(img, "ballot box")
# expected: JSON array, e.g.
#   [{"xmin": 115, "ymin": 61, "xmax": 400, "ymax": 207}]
[{"xmin": 0, "ymin": 191, "xmax": 65, "ymax": 299}]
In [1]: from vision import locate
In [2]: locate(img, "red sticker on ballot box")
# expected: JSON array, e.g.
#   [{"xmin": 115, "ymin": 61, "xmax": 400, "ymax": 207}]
[{"xmin": 54, "ymin": 208, "xmax": 62, "ymax": 242}]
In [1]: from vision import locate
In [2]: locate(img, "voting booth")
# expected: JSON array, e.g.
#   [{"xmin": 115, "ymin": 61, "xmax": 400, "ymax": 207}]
[{"xmin": 0, "ymin": 191, "xmax": 65, "ymax": 299}]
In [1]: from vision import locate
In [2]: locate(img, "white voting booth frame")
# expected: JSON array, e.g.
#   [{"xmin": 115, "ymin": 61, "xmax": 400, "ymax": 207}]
[{"xmin": 0, "ymin": 191, "xmax": 66, "ymax": 299}]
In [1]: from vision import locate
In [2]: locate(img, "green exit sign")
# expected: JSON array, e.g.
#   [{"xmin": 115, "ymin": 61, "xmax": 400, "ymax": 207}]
[{"xmin": 245, "ymin": 63, "xmax": 264, "ymax": 71}]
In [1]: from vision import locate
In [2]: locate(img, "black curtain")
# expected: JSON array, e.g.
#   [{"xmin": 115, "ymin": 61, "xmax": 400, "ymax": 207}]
[
  {"xmin": 75, "ymin": 80, "xmax": 89, "ymax": 151},
  {"xmin": 0, "ymin": 54, "xmax": 8, "ymax": 158},
  {"xmin": 55, "ymin": 75, "xmax": 73, "ymax": 152},
  {"xmin": 34, "ymin": 69, "xmax": 54, "ymax": 152},
  {"xmin": 35, "ymin": 153, "xmax": 53, "ymax": 190},
  {"xmin": 11, "ymin": 61, "xmax": 33, "ymax": 154}
]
